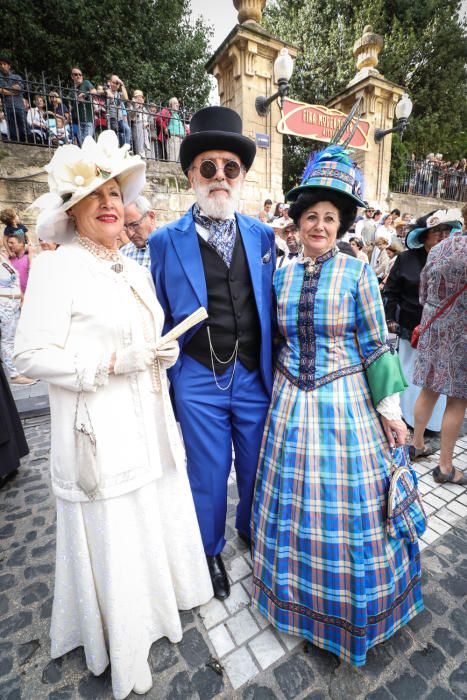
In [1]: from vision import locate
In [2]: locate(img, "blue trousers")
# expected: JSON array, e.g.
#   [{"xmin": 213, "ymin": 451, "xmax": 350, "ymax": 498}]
[{"xmin": 171, "ymin": 356, "xmax": 270, "ymax": 556}]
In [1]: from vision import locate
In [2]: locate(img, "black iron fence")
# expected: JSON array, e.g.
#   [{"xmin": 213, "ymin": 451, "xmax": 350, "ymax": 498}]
[
  {"xmin": 391, "ymin": 159, "xmax": 466, "ymax": 202},
  {"xmin": 0, "ymin": 74, "xmax": 196, "ymax": 164}
]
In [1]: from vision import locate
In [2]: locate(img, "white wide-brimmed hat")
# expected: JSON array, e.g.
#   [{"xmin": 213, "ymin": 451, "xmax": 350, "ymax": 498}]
[
  {"xmin": 406, "ymin": 208, "xmax": 463, "ymax": 249},
  {"xmin": 272, "ymin": 216, "xmax": 295, "ymax": 230},
  {"xmin": 30, "ymin": 130, "xmax": 146, "ymax": 243}
]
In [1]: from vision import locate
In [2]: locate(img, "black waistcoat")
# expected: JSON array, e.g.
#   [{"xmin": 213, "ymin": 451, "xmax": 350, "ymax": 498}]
[{"xmin": 183, "ymin": 228, "xmax": 261, "ymax": 374}]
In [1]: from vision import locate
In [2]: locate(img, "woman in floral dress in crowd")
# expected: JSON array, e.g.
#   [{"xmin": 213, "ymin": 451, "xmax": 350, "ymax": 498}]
[{"xmin": 411, "ymin": 224, "xmax": 467, "ymax": 485}]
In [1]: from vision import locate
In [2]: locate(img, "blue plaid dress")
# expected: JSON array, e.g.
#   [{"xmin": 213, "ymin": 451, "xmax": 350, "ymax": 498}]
[{"xmin": 252, "ymin": 249, "xmax": 423, "ymax": 666}]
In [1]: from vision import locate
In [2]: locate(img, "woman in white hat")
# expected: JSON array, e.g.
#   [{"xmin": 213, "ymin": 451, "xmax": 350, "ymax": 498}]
[{"xmin": 14, "ymin": 131, "xmax": 212, "ymax": 699}]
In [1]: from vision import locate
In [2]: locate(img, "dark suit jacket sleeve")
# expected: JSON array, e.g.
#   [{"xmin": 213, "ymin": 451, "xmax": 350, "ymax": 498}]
[{"xmin": 383, "ymin": 254, "xmax": 401, "ymax": 323}]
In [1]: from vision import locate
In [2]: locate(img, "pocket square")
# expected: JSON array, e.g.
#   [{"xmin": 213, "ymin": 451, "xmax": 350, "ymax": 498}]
[{"xmin": 262, "ymin": 249, "xmax": 272, "ymax": 264}]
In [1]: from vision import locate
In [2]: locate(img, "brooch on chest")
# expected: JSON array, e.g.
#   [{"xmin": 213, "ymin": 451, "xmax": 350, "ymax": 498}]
[{"xmin": 303, "ymin": 257, "xmax": 318, "ymax": 276}]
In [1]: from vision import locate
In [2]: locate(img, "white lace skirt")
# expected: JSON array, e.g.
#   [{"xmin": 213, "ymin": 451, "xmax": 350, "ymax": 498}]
[{"xmin": 51, "ymin": 466, "xmax": 213, "ymax": 700}]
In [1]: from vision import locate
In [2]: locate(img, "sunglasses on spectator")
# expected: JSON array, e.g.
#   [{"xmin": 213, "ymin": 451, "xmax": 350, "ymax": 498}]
[
  {"xmin": 71, "ymin": 72, "xmax": 82, "ymax": 76},
  {"xmin": 193, "ymin": 160, "xmax": 242, "ymax": 180},
  {"xmin": 431, "ymin": 225, "xmax": 451, "ymax": 234},
  {"xmin": 123, "ymin": 212, "xmax": 148, "ymax": 233}
]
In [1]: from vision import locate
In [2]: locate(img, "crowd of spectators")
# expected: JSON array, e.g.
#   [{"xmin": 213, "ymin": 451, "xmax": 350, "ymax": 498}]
[
  {"xmin": 0, "ymin": 54, "xmax": 189, "ymax": 161},
  {"xmin": 404, "ymin": 153, "xmax": 466, "ymax": 201}
]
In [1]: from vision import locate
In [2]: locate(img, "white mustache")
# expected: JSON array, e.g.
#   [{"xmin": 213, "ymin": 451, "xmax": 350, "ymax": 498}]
[{"xmin": 207, "ymin": 182, "xmax": 231, "ymax": 193}]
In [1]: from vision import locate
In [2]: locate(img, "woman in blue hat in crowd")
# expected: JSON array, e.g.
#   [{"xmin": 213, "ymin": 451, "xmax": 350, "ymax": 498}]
[{"xmin": 251, "ymin": 146, "xmax": 423, "ymax": 666}]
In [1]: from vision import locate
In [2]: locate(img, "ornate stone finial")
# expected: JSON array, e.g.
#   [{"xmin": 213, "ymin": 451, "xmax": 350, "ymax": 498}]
[
  {"xmin": 233, "ymin": 0, "xmax": 266, "ymax": 25},
  {"xmin": 353, "ymin": 25, "xmax": 383, "ymax": 72}
]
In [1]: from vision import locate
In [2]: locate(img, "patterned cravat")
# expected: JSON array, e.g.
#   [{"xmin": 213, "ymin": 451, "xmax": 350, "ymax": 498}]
[{"xmin": 193, "ymin": 203, "xmax": 236, "ymax": 268}]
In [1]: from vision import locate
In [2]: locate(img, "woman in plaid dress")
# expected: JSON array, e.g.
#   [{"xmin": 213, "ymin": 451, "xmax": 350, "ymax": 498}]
[{"xmin": 252, "ymin": 147, "xmax": 423, "ymax": 666}]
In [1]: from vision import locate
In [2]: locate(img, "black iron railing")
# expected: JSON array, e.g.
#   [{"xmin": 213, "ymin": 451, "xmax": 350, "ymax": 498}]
[
  {"xmin": 391, "ymin": 160, "xmax": 466, "ymax": 202},
  {"xmin": 0, "ymin": 73, "xmax": 197, "ymax": 163}
]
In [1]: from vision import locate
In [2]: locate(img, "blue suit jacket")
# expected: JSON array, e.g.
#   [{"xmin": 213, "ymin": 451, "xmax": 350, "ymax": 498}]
[{"xmin": 149, "ymin": 207, "xmax": 276, "ymax": 396}]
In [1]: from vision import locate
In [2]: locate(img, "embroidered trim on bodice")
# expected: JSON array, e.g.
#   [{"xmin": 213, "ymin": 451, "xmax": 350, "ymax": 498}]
[
  {"xmin": 297, "ymin": 247, "xmax": 336, "ymax": 390},
  {"xmin": 276, "ymin": 248, "xmax": 391, "ymax": 391}
]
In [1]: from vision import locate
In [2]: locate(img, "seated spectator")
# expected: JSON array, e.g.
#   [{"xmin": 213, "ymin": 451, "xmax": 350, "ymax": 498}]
[
  {"xmin": 92, "ymin": 86, "xmax": 108, "ymax": 136},
  {"xmin": 0, "ymin": 54, "xmax": 27, "ymax": 143},
  {"xmin": 0, "ymin": 208, "xmax": 28, "ymax": 239},
  {"xmin": 349, "ymin": 236, "xmax": 368, "ymax": 262},
  {"xmin": 4, "ymin": 232, "xmax": 33, "ymax": 294},
  {"xmin": 27, "ymin": 95, "xmax": 49, "ymax": 144},
  {"xmin": 47, "ymin": 91, "xmax": 71, "ymax": 144},
  {"xmin": 167, "ymin": 97, "xmax": 186, "ymax": 162},
  {"xmin": 258, "ymin": 198, "xmax": 274, "ymax": 222}
]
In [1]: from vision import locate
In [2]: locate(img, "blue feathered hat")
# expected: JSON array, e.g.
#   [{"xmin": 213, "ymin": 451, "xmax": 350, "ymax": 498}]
[{"xmin": 286, "ymin": 145, "xmax": 366, "ymax": 208}]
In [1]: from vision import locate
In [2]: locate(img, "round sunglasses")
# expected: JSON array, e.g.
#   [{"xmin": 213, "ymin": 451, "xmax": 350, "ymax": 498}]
[{"xmin": 194, "ymin": 159, "xmax": 242, "ymax": 180}]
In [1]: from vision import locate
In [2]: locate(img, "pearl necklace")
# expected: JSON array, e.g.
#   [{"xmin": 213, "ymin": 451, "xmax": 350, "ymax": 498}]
[{"xmin": 77, "ymin": 235, "xmax": 121, "ymax": 263}]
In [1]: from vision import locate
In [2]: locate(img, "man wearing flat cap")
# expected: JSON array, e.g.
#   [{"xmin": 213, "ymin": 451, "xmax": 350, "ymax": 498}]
[{"xmin": 150, "ymin": 106, "xmax": 275, "ymax": 599}]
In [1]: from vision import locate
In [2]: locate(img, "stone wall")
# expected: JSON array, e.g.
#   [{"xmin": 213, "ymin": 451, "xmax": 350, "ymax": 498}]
[
  {"xmin": 0, "ymin": 143, "xmax": 197, "ymax": 243},
  {"xmin": 386, "ymin": 192, "xmax": 462, "ymax": 218}
]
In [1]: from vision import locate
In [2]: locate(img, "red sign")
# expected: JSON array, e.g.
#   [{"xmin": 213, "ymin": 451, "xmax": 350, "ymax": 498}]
[{"xmin": 277, "ymin": 98, "xmax": 370, "ymax": 151}]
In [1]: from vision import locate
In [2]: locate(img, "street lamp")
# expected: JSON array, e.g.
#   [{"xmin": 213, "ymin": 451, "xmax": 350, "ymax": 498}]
[
  {"xmin": 255, "ymin": 48, "xmax": 294, "ymax": 117},
  {"xmin": 374, "ymin": 93, "xmax": 413, "ymax": 144}
]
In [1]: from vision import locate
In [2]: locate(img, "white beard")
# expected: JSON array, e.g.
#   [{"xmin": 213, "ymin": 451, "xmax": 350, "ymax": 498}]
[{"xmin": 193, "ymin": 175, "xmax": 243, "ymax": 220}]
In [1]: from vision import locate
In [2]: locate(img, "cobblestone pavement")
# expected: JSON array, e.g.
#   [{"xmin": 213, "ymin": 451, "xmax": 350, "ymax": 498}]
[{"xmin": 1, "ymin": 415, "xmax": 466, "ymax": 700}]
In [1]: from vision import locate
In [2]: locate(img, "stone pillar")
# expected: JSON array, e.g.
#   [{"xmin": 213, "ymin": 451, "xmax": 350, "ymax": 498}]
[
  {"xmin": 206, "ymin": 1, "xmax": 297, "ymax": 214},
  {"xmin": 326, "ymin": 26, "xmax": 404, "ymax": 206}
]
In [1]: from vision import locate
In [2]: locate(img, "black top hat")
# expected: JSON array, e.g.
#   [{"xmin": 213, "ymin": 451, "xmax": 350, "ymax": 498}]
[{"xmin": 179, "ymin": 106, "xmax": 256, "ymax": 175}]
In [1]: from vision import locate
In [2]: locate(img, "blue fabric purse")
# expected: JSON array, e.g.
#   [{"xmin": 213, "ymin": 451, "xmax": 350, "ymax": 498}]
[{"xmin": 386, "ymin": 446, "xmax": 427, "ymax": 542}]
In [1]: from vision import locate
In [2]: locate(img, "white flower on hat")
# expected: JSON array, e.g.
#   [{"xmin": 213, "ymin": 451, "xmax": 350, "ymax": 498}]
[
  {"xmin": 44, "ymin": 131, "xmax": 131, "ymax": 201},
  {"xmin": 81, "ymin": 130, "xmax": 130, "ymax": 176},
  {"xmin": 45, "ymin": 144, "xmax": 99, "ymax": 198}
]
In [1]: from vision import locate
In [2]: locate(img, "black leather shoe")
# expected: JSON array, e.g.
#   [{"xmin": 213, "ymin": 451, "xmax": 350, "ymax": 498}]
[{"xmin": 206, "ymin": 554, "xmax": 230, "ymax": 600}]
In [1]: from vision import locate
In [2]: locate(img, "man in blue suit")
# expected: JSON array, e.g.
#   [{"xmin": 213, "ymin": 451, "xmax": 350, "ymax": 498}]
[{"xmin": 150, "ymin": 107, "xmax": 275, "ymax": 599}]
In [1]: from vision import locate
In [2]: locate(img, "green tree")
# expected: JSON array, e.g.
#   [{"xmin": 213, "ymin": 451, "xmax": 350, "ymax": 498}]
[
  {"xmin": 262, "ymin": 0, "xmax": 467, "ymax": 191},
  {"xmin": 2, "ymin": 0, "xmax": 213, "ymax": 110}
]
